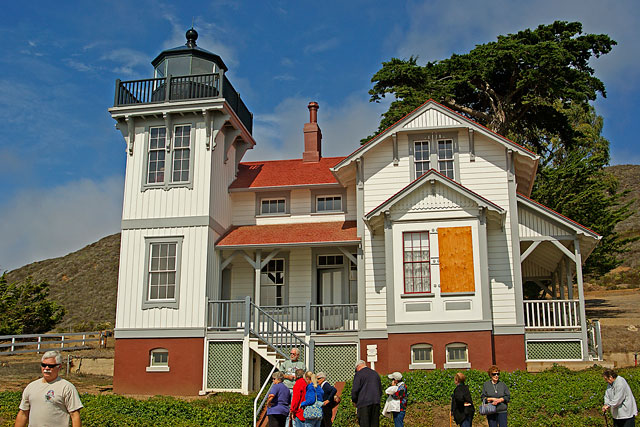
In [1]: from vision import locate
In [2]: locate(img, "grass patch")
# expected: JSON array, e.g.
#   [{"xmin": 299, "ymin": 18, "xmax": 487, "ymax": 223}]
[{"xmin": 1, "ymin": 366, "xmax": 638, "ymax": 426}]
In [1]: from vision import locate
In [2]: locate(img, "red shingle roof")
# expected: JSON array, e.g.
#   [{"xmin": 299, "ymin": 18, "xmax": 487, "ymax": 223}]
[
  {"xmin": 229, "ymin": 157, "xmax": 346, "ymax": 189},
  {"xmin": 216, "ymin": 221, "xmax": 358, "ymax": 247}
]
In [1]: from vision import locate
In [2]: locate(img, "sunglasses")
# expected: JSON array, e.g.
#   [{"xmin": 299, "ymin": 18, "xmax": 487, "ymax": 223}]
[
  {"xmin": 491, "ymin": 372, "xmax": 500, "ymax": 376},
  {"xmin": 41, "ymin": 363, "xmax": 60, "ymax": 369}
]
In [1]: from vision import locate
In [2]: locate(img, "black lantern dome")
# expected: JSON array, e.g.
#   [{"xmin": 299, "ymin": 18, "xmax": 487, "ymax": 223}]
[{"xmin": 151, "ymin": 28, "xmax": 228, "ymax": 78}]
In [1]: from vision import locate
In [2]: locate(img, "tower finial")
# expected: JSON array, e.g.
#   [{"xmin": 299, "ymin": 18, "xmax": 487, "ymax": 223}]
[{"xmin": 185, "ymin": 27, "xmax": 198, "ymax": 48}]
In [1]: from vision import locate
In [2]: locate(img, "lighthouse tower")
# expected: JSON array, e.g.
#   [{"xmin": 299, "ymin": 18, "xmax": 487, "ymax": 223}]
[{"xmin": 108, "ymin": 28, "xmax": 254, "ymax": 395}]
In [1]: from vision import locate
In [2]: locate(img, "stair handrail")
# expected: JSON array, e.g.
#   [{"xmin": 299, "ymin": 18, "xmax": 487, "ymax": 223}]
[
  {"xmin": 248, "ymin": 299, "xmax": 310, "ymax": 361},
  {"xmin": 254, "ymin": 363, "xmax": 278, "ymax": 427}
]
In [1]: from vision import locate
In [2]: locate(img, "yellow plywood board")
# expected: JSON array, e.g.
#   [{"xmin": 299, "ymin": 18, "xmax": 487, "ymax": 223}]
[{"xmin": 439, "ymin": 226, "xmax": 475, "ymax": 293}]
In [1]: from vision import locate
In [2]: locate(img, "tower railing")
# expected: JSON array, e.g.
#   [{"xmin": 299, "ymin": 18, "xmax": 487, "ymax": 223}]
[{"xmin": 114, "ymin": 73, "xmax": 252, "ymax": 133}]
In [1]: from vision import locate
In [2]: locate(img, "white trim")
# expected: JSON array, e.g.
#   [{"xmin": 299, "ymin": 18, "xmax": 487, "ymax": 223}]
[{"xmin": 146, "ymin": 366, "xmax": 170, "ymax": 372}]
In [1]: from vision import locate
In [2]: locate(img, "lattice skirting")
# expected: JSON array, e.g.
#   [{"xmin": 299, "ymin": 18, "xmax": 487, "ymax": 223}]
[
  {"xmin": 526, "ymin": 340, "xmax": 582, "ymax": 360},
  {"xmin": 314, "ymin": 344, "xmax": 358, "ymax": 383},
  {"xmin": 207, "ymin": 341, "xmax": 243, "ymax": 390}
]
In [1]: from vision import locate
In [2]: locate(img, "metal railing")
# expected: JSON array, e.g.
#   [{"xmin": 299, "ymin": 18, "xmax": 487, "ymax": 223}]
[
  {"xmin": 0, "ymin": 331, "xmax": 108, "ymax": 356},
  {"xmin": 208, "ymin": 300, "xmax": 358, "ymax": 333},
  {"xmin": 253, "ymin": 363, "xmax": 277, "ymax": 427},
  {"xmin": 587, "ymin": 319, "xmax": 603, "ymax": 361},
  {"xmin": 114, "ymin": 73, "xmax": 252, "ymax": 133},
  {"xmin": 248, "ymin": 300, "xmax": 311, "ymax": 362},
  {"xmin": 524, "ymin": 300, "xmax": 581, "ymax": 330}
]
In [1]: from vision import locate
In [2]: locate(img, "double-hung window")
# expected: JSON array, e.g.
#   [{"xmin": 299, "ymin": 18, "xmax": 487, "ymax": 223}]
[
  {"xmin": 437, "ymin": 138, "xmax": 454, "ymax": 179},
  {"xmin": 444, "ymin": 343, "xmax": 470, "ymax": 369},
  {"xmin": 172, "ymin": 125, "xmax": 191, "ymax": 183},
  {"xmin": 403, "ymin": 231, "xmax": 431, "ymax": 293},
  {"xmin": 414, "ymin": 140, "xmax": 430, "ymax": 177},
  {"xmin": 411, "ymin": 133, "xmax": 457, "ymax": 181},
  {"xmin": 148, "ymin": 242, "xmax": 177, "ymax": 300},
  {"xmin": 147, "ymin": 127, "xmax": 166, "ymax": 184},
  {"xmin": 145, "ymin": 124, "xmax": 192, "ymax": 189},
  {"xmin": 143, "ymin": 237, "xmax": 182, "ymax": 309},
  {"xmin": 260, "ymin": 259, "xmax": 285, "ymax": 306}
]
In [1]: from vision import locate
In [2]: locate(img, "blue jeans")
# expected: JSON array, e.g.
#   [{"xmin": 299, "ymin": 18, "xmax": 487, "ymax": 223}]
[
  {"xmin": 487, "ymin": 412, "xmax": 507, "ymax": 427},
  {"xmin": 392, "ymin": 411, "xmax": 405, "ymax": 427},
  {"xmin": 459, "ymin": 416, "xmax": 473, "ymax": 427},
  {"xmin": 304, "ymin": 419, "xmax": 321, "ymax": 427},
  {"xmin": 292, "ymin": 417, "xmax": 305, "ymax": 427}
]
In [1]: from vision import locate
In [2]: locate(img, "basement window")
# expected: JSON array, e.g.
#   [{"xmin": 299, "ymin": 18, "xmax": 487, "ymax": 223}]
[
  {"xmin": 444, "ymin": 343, "xmax": 470, "ymax": 369},
  {"xmin": 410, "ymin": 343, "xmax": 435, "ymax": 370},
  {"xmin": 147, "ymin": 348, "xmax": 170, "ymax": 372}
]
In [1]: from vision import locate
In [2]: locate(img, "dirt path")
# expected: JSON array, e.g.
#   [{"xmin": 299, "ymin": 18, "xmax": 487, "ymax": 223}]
[{"xmin": 584, "ymin": 287, "xmax": 640, "ymax": 354}]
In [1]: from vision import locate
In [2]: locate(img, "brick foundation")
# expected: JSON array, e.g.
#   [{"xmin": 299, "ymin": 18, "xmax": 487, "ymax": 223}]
[{"xmin": 113, "ymin": 337, "xmax": 204, "ymax": 395}]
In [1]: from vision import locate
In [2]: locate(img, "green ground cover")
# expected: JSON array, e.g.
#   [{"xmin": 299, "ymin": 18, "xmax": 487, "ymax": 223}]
[{"xmin": 1, "ymin": 366, "xmax": 638, "ymax": 426}]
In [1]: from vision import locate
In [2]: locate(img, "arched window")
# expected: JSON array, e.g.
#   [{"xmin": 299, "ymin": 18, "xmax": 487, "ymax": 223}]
[
  {"xmin": 146, "ymin": 348, "xmax": 170, "ymax": 372},
  {"xmin": 444, "ymin": 343, "xmax": 470, "ymax": 369},
  {"xmin": 409, "ymin": 343, "xmax": 435, "ymax": 370}
]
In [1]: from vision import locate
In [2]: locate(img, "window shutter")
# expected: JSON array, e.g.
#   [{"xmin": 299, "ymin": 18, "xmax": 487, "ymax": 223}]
[{"xmin": 439, "ymin": 226, "xmax": 475, "ymax": 293}]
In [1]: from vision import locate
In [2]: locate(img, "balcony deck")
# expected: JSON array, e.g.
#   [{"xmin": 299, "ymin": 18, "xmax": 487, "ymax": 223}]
[
  {"xmin": 113, "ymin": 73, "xmax": 252, "ymax": 133},
  {"xmin": 208, "ymin": 300, "xmax": 358, "ymax": 334}
]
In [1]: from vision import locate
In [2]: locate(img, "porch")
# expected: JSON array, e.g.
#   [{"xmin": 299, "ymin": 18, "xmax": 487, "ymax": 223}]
[{"xmin": 518, "ymin": 194, "xmax": 602, "ymax": 362}]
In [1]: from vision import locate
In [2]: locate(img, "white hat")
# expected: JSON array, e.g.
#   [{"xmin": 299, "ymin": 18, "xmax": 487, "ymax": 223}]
[{"xmin": 388, "ymin": 372, "xmax": 402, "ymax": 381}]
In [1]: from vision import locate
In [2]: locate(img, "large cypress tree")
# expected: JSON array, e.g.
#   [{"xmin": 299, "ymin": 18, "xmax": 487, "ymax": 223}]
[{"xmin": 366, "ymin": 21, "xmax": 630, "ymax": 274}]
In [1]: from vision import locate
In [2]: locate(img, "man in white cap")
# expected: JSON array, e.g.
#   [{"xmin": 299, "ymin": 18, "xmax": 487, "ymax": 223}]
[
  {"xmin": 15, "ymin": 350, "xmax": 83, "ymax": 427},
  {"xmin": 317, "ymin": 372, "xmax": 340, "ymax": 427},
  {"xmin": 385, "ymin": 372, "xmax": 407, "ymax": 426}
]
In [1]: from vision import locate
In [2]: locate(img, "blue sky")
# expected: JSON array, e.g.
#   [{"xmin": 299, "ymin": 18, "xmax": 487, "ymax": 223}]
[{"xmin": 1, "ymin": 0, "xmax": 639, "ymax": 271}]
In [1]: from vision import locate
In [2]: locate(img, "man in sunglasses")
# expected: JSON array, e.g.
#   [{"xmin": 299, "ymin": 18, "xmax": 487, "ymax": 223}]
[
  {"xmin": 280, "ymin": 348, "xmax": 305, "ymax": 393},
  {"xmin": 15, "ymin": 350, "xmax": 83, "ymax": 427}
]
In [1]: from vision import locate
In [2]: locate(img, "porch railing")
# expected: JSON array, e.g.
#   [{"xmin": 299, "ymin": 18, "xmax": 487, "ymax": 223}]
[
  {"xmin": 207, "ymin": 300, "xmax": 358, "ymax": 333},
  {"xmin": 524, "ymin": 299, "xmax": 581, "ymax": 330},
  {"xmin": 114, "ymin": 73, "xmax": 252, "ymax": 133}
]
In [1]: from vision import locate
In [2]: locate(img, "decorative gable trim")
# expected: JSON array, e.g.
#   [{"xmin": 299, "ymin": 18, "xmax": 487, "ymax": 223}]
[
  {"xmin": 516, "ymin": 194, "xmax": 600, "ymax": 239},
  {"xmin": 331, "ymin": 99, "xmax": 538, "ymax": 174},
  {"xmin": 403, "ymin": 108, "xmax": 462, "ymax": 129},
  {"xmin": 365, "ymin": 169, "xmax": 504, "ymax": 221}
]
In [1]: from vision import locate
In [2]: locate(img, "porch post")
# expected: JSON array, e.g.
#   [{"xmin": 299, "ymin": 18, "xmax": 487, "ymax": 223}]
[
  {"xmin": 574, "ymin": 239, "xmax": 589, "ymax": 360},
  {"xmin": 241, "ymin": 296, "xmax": 252, "ymax": 394},
  {"xmin": 565, "ymin": 258, "xmax": 574, "ymax": 299},
  {"xmin": 384, "ymin": 212, "xmax": 395, "ymax": 325},
  {"xmin": 254, "ymin": 250, "xmax": 262, "ymax": 306},
  {"xmin": 559, "ymin": 261, "xmax": 565, "ymax": 299}
]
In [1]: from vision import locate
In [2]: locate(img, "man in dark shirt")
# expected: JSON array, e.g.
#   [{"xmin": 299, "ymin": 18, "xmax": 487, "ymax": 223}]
[
  {"xmin": 351, "ymin": 360, "xmax": 382, "ymax": 427},
  {"xmin": 317, "ymin": 372, "xmax": 340, "ymax": 427}
]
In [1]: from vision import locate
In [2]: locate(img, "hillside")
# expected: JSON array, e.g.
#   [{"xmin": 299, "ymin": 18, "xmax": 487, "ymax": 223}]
[
  {"xmin": 2, "ymin": 166, "xmax": 638, "ymax": 334},
  {"xmin": 607, "ymin": 164, "xmax": 640, "ymax": 267},
  {"xmin": 4, "ymin": 233, "xmax": 120, "ymax": 331}
]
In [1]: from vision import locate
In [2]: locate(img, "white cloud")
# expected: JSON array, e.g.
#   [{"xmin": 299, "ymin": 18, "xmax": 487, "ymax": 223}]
[
  {"xmin": 247, "ymin": 93, "xmax": 388, "ymax": 161},
  {"xmin": 0, "ymin": 177, "xmax": 123, "ymax": 272},
  {"xmin": 100, "ymin": 48, "xmax": 150, "ymax": 76},
  {"xmin": 304, "ymin": 37, "xmax": 341, "ymax": 54},
  {"xmin": 395, "ymin": 0, "xmax": 640, "ymax": 88}
]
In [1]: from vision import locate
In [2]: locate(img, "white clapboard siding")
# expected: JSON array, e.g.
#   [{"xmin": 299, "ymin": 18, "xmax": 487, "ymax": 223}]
[
  {"xmin": 363, "ymin": 135, "xmax": 411, "ymax": 212},
  {"xmin": 122, "ymin": 122, "xmax": 211, "ymax": 220},
  {"xmin": 518, "ymin": 205, "xmax": 572, "ymax": 238},
  {"xmin": 291, "ymin": 189, "xmax": 311, "ymax": 215},
  {"xmin": 487, "ymin": 223, "xmax": 517, "ymax": 324},
  {"xmin": 209, "ymin": 133, "xmax": 238, "ymax": 229},
  {"xmin": 231, "ymin": 192, "xmax": 256, "ymax": 225},
  {"xmin": 346, "ymin": 186, "xmax": 357, "ymax": 220},
  {"xmin": 116, "ymin": 226, "xmax": 209, "ymax": 329},
  {"xmin": 288, "ymin": 248, "xmax": 313, "ymax": 305},
  {"xmin": 402, "ymin": 108, "xmax": 462, "ymax": 129},
  {"xmin": 364, "ymin": 231, "xmax": 387, "ymax": 328}
]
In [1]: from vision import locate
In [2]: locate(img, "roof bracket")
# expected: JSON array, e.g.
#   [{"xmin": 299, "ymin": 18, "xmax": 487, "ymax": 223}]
[
  {"xmin": 468, "ymin": 128, "xmax": 475, "ymax": 162},
  {"xmin": 125, "ymin": 116, "xmax": 135, "ymax": 156},
  {"xmin": 392, "ymin": 133, "xmax": 399, "ymax": 166}
]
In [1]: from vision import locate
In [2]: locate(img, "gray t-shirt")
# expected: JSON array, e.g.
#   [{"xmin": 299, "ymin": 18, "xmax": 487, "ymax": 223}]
[
  {"xmin": 19, "ymin": 377, "xmax": 83, "ymax": 427},
  {"xmin": 280, "ymin": 359, "xmax": 305, "ymax": 389}
]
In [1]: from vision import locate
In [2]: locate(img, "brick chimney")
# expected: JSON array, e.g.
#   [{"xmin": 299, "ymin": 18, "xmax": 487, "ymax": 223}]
[{"xmin": 303, "ymin": 101, "xmax": 322, "ymax": 162}]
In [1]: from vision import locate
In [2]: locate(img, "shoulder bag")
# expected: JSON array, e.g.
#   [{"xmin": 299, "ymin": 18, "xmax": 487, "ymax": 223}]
[
  {"xmin": 478, "ymin": 399, "xmax": 496, "ymax": 415},
  {"xmin": 303, "ymin": 388, "xmax": 324, "ymax": 420}
]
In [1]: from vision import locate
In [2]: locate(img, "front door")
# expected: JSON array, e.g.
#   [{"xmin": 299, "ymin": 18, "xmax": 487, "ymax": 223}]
[
  {"xmin": 318, "ymin": 268, "xmax": 343, "ymax": 305},
  {"xmin": 318, "ymin": 268, "xmax": 343, "ymax": 330}
]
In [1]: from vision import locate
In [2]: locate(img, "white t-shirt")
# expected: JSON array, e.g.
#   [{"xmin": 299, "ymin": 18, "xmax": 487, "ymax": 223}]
[{"xmin": 19, "ymin": 377, "xmax": 83, "ymax": 427}]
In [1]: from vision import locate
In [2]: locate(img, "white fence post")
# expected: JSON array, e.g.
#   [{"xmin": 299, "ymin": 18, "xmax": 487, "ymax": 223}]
[{"xmin": 37, "ymin": 336, "xmax": 41, "ymax": 353}]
